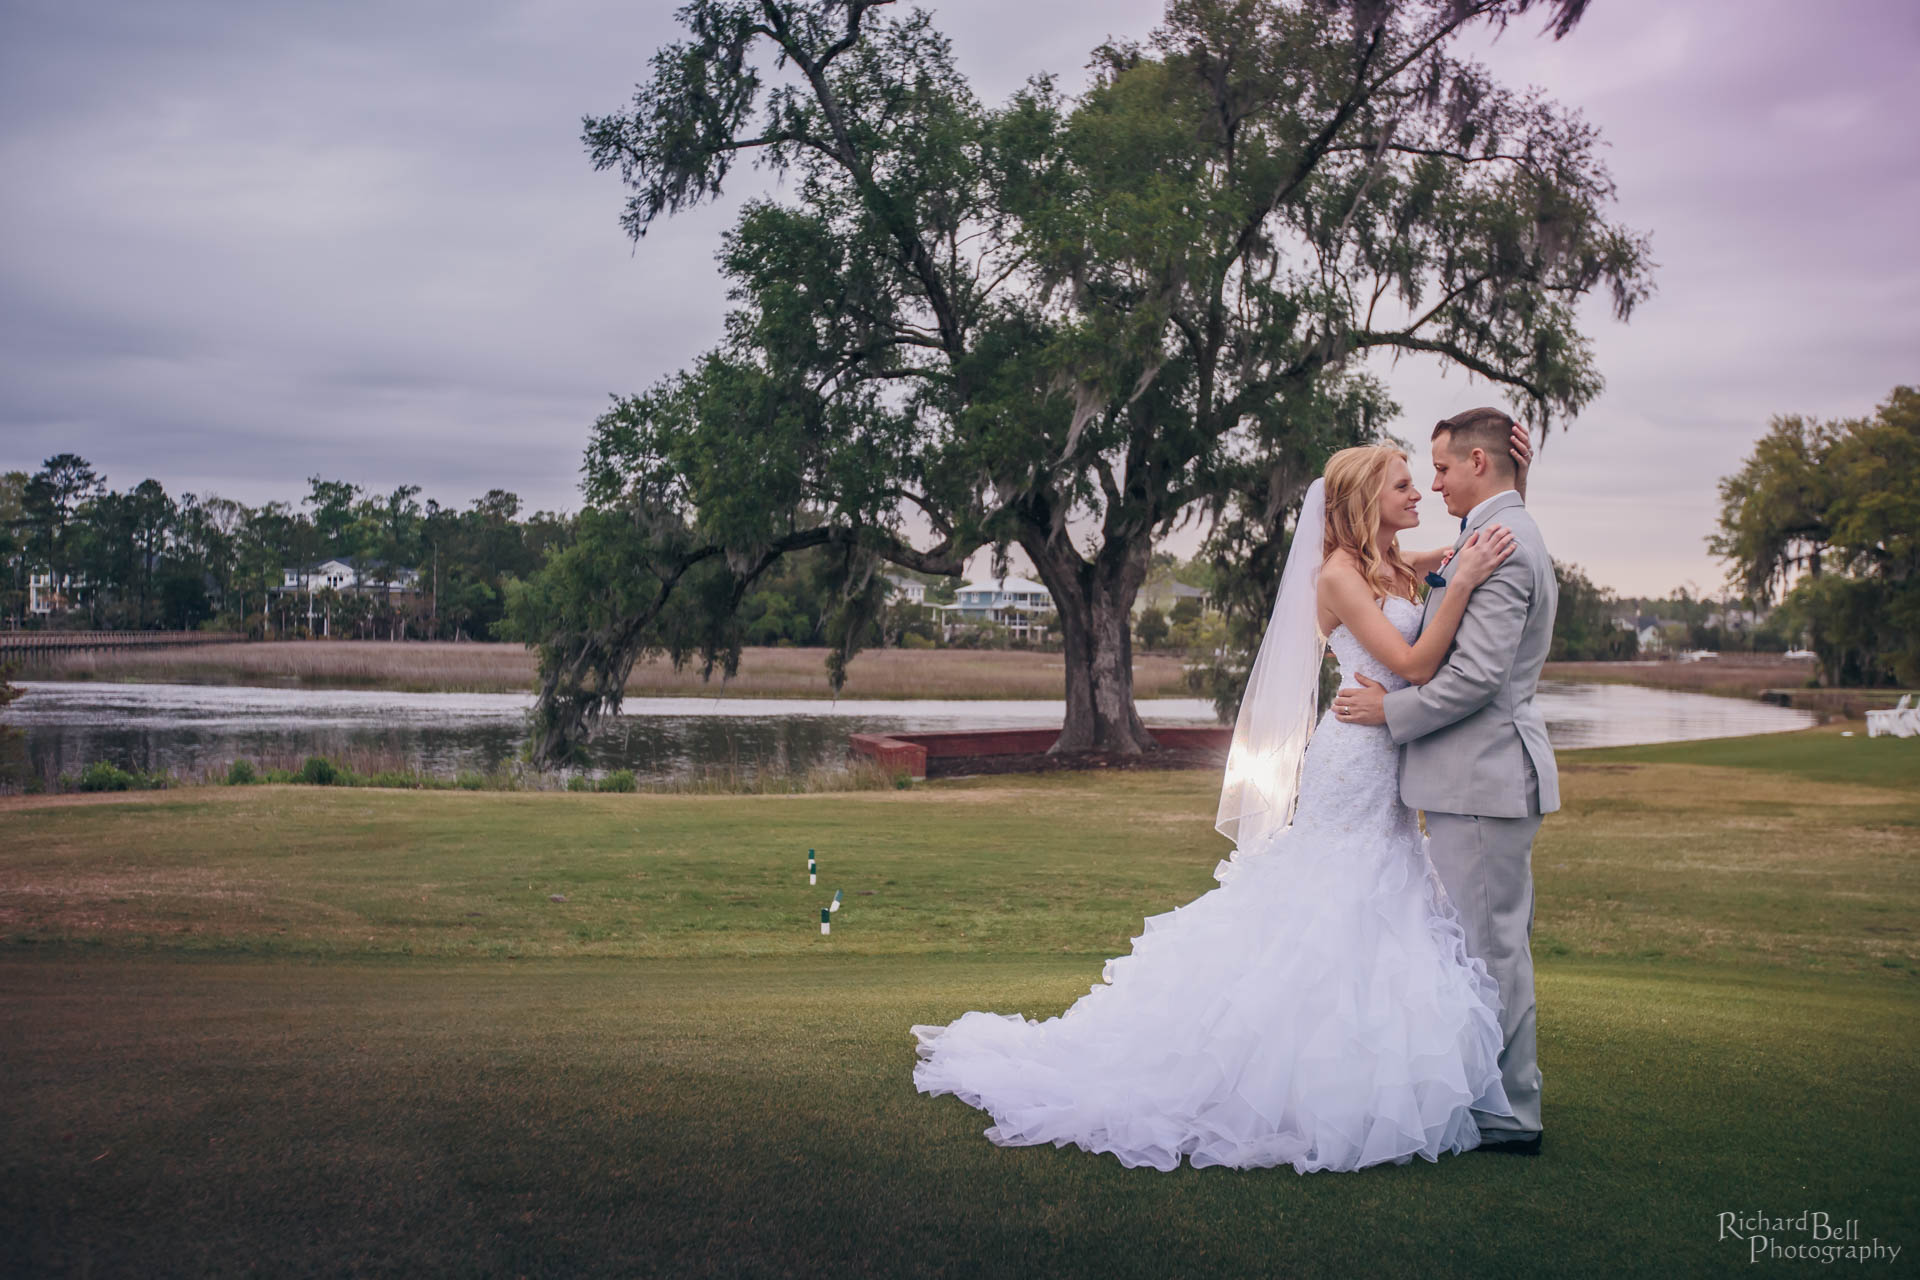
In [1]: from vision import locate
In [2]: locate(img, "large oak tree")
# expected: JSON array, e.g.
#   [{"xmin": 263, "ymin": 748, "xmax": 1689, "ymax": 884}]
[{"xmin": 509, "ymin": 0, "xmax": 1652, "ymax": 766}]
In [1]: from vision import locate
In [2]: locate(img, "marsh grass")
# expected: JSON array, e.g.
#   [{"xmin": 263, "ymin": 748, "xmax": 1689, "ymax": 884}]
[
  {"xmin": 24, "ymin": 640, "xmax": 1196, "ymax": 699},
  {"xmin": 1542, "ymin": 653, "xmax": 1819, "ymax": 698},
  {"xmin": 0, "ymin": 727, "xmax": 1914, "ymax": 1276},
  {"xmin": 30, "ymin": 746, "xmax": 907, "ymax": 799}
]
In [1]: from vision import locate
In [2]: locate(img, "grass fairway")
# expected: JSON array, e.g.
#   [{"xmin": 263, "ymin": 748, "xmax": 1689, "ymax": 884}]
[{"xmin": 3, "ymin": 728, "xmax": 1916, "ymax": 1277}]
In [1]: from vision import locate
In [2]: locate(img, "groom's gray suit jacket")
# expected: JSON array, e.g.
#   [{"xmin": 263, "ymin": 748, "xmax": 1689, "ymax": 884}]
[{"xmin": 1383, "ymin": 489, "xmax": 1560, "ymax": 818}]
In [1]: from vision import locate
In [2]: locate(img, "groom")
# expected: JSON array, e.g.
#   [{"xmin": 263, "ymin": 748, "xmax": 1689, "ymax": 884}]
[{"xmin": 1332, "ymin": 406, "xmax": 1560, "ymax": 1156}]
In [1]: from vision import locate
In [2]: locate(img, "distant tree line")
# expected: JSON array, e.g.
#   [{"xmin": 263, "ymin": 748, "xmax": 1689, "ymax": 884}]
[
  {"xmin": 0, "ymin": 453, "xmax": 965, "ymax": 647},
  {"xmin": 0, "ymin": 453, "xmax": 573, "ymax": 639},
  {"xmin": 1548, "ymin": 562, "xmax": 1638, "ymax": 661},
  {"xmin": 1712, "ymin": 385, "xmax": 1918, "ymax": 686}
]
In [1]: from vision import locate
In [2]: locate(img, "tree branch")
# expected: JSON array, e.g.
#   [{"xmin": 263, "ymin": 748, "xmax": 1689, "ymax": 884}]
[{"xmin": 1351, "ymin": 329, "xmax": 1545, "ymax": 401}]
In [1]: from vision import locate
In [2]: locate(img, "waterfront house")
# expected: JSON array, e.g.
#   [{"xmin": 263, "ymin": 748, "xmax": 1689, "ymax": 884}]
[
  {"xmin": 1135, "ymin": 576, "xmax": 1212, "ymax": 617},
  {"xmin": 882, "ymin": 573, "xmax": 927, "ymax": 605},
  {"xmin": 943, "ymin": 576, "xmax": 1055, "ymax": 641},
  {"xmin": 274, "ymin": 557, "xmax": 421, "ymax": 637},
  {"xmin": 27, "ymin": 571, "xmax": 84, "ymax": 616},
  {"xmin": 280, "ymin": 557, "xmax": 420, "ymax": 595}
]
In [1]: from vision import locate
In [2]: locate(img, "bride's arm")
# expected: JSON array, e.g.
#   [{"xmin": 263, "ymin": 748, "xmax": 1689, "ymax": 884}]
[
  {"xmin": 1318, "ymin": 530, "xmax": 1517, "ymax": 685},
  {"xmin": 1407, "ymin": 547, "xmax": 1450, "ymax": 574}
]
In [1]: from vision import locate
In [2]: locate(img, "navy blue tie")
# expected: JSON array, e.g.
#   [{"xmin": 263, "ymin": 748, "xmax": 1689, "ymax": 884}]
[{"xmin": 1459, "ymin": 514, "xmax": 1467, "ymax": 532}]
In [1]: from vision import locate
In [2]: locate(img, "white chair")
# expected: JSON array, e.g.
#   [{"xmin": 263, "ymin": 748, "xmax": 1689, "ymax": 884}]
[{"xmin": 1868, "ymin": 694, "xmax": 1916, "ymax": 739}]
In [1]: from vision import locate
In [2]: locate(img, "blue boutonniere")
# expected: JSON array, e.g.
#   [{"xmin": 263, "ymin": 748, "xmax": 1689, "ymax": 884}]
[{"xmin": 1424, "ymin": 571, "xmax": 1447, "ymax": 589}]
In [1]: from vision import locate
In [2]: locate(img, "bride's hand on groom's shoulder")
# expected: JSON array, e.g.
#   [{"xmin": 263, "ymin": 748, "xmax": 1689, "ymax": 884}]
[
  {"xmin": 1510, "ymin": 421, "xmax": 1533, "ymax": 473},
  {"xmin": 1451, "ymin": 525, "xmax": 1517, "ymax": 588}
]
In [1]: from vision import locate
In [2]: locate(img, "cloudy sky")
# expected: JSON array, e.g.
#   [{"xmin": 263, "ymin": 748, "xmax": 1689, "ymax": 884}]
[{"xmin": 3, "ymin": 0, "xmax": 1915, "ymax": 597}]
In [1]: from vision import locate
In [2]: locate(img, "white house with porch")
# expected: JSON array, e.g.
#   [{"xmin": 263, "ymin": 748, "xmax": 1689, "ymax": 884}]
[
  {"xmin": 281, "ymin": 557, "xmax": 419, "ymax": 594},
  {"xmin": 27, "ymin": 571, "xmax": 83, "ymax": 616},
  {"xmin": 275, "ymin": 557, "xmax": 421, "ymax": 637},
  {"xmin": 943, "ymin": 576, "xmax": 1056, "ymax": 641},
  {"xmin": 881, "ymin": 573, "xmax": 927, "ymax": 605}
]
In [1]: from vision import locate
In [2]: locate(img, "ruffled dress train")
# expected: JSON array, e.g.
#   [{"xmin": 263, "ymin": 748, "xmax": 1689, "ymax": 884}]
[{"xmin": 909, "ymin": 596, "xmax": 1513, "ymax": 1172}]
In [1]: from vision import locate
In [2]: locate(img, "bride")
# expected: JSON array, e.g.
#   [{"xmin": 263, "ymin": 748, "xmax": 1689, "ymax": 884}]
[{"xmin": 909, "ymin": 439, "xmax": 1529, "ymax": 1173}]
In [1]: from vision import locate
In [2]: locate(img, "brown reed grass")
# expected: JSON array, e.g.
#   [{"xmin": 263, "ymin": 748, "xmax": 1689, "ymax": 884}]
[
  {"xmin": 1542, "ymin": 654, "xmax": 1817, "ymax": 698},
  {"xmin": 23, "ymin": 640, "xmax": 1196, "ymax": 699},
  {"xmin": 17, "ymin": 740, "xmax": 909, "ymax": 798}
]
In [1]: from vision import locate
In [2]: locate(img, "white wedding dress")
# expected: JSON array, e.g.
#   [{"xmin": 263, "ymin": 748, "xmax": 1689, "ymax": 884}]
[{"xmin": 909, "ymin": 595, "xmax": 1513, "ymax": 1172}]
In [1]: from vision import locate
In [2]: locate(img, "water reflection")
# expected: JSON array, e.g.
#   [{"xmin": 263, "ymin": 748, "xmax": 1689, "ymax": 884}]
[
  {"xmin": 1532, "ymin": 680, "xmax": 1818, "ymax": 748},
  {"xmin": 4, "ymin": 678, "xmax": 1816, "ymax": 787}
]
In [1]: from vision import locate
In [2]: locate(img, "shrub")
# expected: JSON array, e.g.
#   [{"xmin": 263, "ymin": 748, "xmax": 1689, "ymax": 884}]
[
  {"xmin": 597, "ymin": 769, "xmax": 637, "ymax": 793},
  {"xmin": 297, "ymin": 756, "xmax": 341, "ymax": 786},
  {"xmin": 1135, "ymin": 607, "xmax": 1170, "ymax": 650},
  {"xmin": 226, "ymin": 758, "xmax": 258, "ymax": 786},
  {"xmin": 361, "ymin": 770, "xmax": 429, "ymax": 789},
  {"xmin": 945, "ymin": 621, "xmax": 1012, "ymax": 650},
  {"xmin": 77, "ymin": 761, "xmax": 138, "ymax": 792},
  {"xmin": 456, "ymin": 771, "xmax": 486, "ymax": 791},
  {"xmin": 901, "ymin": 632, "xmax": 935, "ymax": 650},
  {"xmin": 566, "ymin": 774, "xmax": 593, "ymax": 792},
  {"xmin": 71, "ymin": 761, "xmax": 165, "ymax": 792}
]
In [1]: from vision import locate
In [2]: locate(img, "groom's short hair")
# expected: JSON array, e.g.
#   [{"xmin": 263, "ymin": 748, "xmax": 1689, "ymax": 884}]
[{"xmin": 1432, "ymin": 407, "xmax": 1516, "ymax": 478}]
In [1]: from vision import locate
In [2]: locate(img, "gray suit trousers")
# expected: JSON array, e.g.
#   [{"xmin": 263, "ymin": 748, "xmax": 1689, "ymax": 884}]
[{"xmin": 1426, "ymin": 769, "xmax": 1544, "ymax": 1139}]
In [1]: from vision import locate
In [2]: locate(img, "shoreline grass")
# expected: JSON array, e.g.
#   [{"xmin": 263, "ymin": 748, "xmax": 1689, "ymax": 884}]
[
  {"xmin": 26, "ymin": 639, "xmax": 1859, "ymax": 708},
  {"xmin": 29, "ymin": 747, "xmax": 909, "ymax": 799},
  {"xmin": 20, "ymin": 639, "xmax": 1198, "ymax": 700},
  {"xmin": 2, "ymin": 727, "xmax": 1914, "ymax": 1276},
  {"xmin": 1540, "ymin": 653, "xmax": 1817, "ymax": 699}
]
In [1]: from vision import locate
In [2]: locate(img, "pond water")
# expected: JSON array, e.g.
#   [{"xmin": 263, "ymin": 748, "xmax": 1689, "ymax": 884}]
[{"xmin": 4, "ymin": 678, "xmax": 1818, "ymax": 787}]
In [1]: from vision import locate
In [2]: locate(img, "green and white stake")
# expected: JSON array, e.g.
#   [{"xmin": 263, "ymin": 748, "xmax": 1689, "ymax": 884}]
[
  {"xmin": 829, "ymin": 889, "xmax": 843, "ymax": 914},
  {"xmin": 820, "ymin": 907, "xmax": 831, "ymax": 935},
  {"xmin": 808, "ymin": 848, "xmax": 816, "ymax": 886}
]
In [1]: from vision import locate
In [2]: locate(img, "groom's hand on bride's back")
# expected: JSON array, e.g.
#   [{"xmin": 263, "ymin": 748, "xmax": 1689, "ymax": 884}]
[{"xmin": 1332, "ymin": 673, "xmax": 1387, "ymax": 725}]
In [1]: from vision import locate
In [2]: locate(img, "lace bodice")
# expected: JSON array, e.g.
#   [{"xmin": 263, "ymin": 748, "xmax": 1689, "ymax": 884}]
[
  {"xmin": 1327, "ymin": 594, "xmax": 1421, "ymax": 693},
  {"xmin": 1257, "ymin": 591, "xmax": 1426, "ymax": 859}
]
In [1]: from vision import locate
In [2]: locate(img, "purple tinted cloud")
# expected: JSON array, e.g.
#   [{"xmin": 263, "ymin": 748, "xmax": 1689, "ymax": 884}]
[{"xmin": 1, "ymin": 0, "xmax": 1914, "ymax": 594}]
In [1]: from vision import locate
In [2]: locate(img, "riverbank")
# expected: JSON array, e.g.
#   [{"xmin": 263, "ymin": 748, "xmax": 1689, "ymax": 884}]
[
  {"xmin": 1540, "ymin": 652, "xmax": 1815, "ymax": 697},
  {"xmin": 19, "ymin": 638, "xmax": 1195, "ymax": 699},
  {"xmin": 2, "ymin": 727, "xmax": 1913, "ymax": 1275},
  {"xmin": 4, "ymin": 676, "xmax": 1816, "ymax": 796},
  {"xmin": 23, "ymin": 639, "xmax": 1887, "ymax": 711},
  {"xmin": 1542, "ymin": 654, "xmax": 1915, "ymax": 719}
]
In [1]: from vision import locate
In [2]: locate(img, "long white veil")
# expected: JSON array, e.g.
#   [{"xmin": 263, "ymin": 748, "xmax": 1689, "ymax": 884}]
[{"xmin": 1214, "ymin": 478, "xmax": 1327, "ymax": 849}]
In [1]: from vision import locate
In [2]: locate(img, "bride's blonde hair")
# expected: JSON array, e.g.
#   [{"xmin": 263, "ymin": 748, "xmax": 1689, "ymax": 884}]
[{"xmin": 1322, "ymin": 445, "xmax": 1418, "ymax": 603}]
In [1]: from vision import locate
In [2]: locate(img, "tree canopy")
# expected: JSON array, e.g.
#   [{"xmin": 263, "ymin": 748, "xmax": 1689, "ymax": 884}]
[
  {"xmin": 509, "ymin": 0, "xmax": 1652, "ymax": 764},
  {"xmin": 2, "ymin": 457, "xmax": 574, "ymax": 639},
  {"xmin": 1712, "ymin": 386, "xmax": 1920, "ymax": 686}
]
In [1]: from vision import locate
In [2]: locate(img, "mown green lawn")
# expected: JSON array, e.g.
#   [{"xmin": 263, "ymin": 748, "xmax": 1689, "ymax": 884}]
[{"xmin": 2, "ymin": 727, "xmax": 1916, "ymax": 1277}]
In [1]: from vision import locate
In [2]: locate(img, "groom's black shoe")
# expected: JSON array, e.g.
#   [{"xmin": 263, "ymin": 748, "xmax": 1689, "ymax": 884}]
[{"xmin": 1470, "ymin": 1132, "xmax": 1542, "ymax": 1156}]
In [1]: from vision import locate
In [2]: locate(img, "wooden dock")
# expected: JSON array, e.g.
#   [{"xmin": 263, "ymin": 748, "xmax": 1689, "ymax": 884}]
[{"xmin": 0, "ymin": 630, "xmax": 248, "ymax": 656}]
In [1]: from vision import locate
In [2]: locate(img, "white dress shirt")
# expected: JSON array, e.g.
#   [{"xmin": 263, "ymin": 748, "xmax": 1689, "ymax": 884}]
[{"xmin": 1460, "ymin": 487, "xmax": 1518, "ymax": 533}]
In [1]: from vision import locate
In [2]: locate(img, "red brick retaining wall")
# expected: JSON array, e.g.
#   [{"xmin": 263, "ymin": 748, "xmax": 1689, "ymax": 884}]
[{"xmin": 848, "ymin": 725, "xmax": 1233, "ymax": 779}]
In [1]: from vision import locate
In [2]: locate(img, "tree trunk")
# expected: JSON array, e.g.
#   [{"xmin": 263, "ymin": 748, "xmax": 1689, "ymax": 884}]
[{"xmin": 1022, "ymin": 530, "xmax": 1157, "ymax": 755}]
